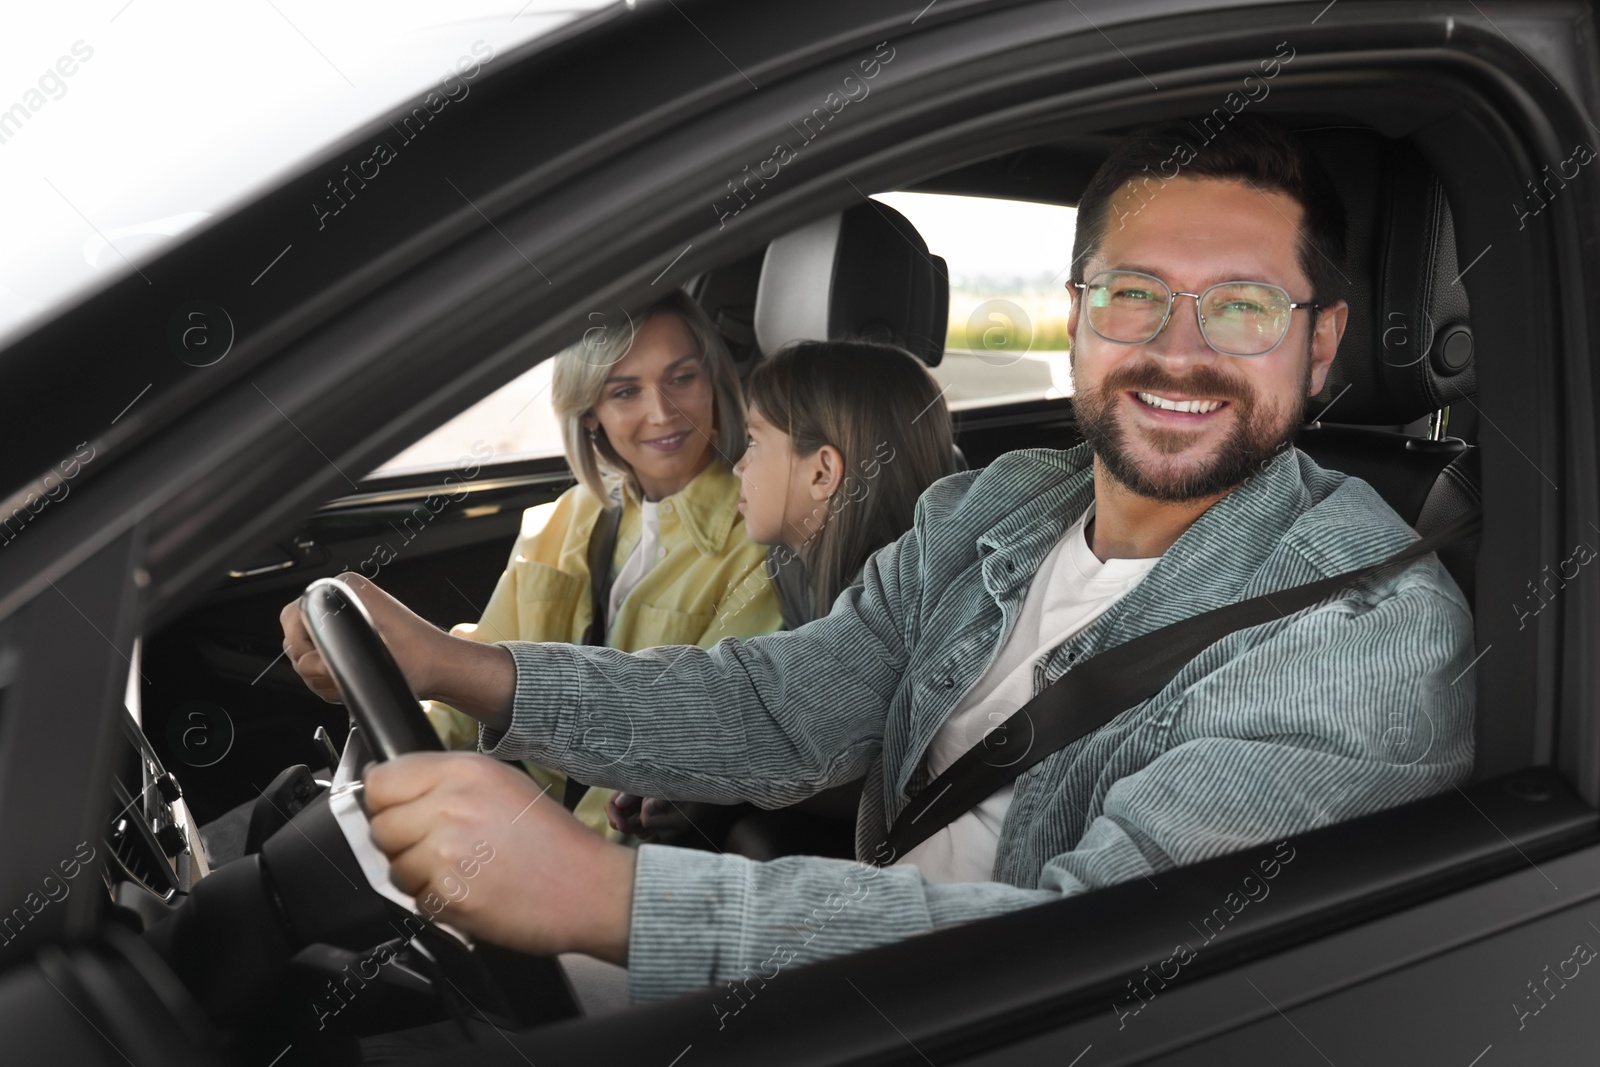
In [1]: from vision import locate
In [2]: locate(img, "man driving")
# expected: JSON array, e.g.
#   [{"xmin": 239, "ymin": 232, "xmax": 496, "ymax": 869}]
[{"xmin": 279, "ymin": 116, "xmax": 1475, "ymax": 1007}]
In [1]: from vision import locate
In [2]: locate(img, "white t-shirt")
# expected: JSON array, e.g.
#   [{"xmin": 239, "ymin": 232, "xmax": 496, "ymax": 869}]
[
  {"xmin": 894, "ymin": 502, "xmax": 1161, "ymax": 884},
  {"xmin": 606, "ymin": 499, "xmax": 662, "ymax": 629}
]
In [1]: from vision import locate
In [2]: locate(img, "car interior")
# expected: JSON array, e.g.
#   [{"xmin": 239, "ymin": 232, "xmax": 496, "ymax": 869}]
[
  {"xmin": 133, "ymin": 119, "xmax": 1495, "ymax": 1009},
  {"xmin": 10, "ymin": 6, "xmax": 1597, "ymax": 1059},
  {"xmin": 139, "ymin": 124, "xmax": 1493, "ymax": 842}
]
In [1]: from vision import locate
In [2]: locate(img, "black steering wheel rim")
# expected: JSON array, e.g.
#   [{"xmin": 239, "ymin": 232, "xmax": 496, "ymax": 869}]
[
  {"xmin": 300, "ymin": 576, "xmax": 443, "ymax": 761},
  {"xmin": 293, "ymin": 577, "xmax": 583, "ymax": 1029}
]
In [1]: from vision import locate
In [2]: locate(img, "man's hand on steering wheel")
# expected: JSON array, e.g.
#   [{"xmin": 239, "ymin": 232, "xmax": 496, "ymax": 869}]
[{"xmin": 365, "ymin": 751, "xmax": 636, "ymax": 965}]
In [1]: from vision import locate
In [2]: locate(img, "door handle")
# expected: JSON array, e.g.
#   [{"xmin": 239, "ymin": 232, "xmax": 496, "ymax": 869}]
[
  {"xmin": 227, "ymin": 534, "xmax": 328, "ymax": 579},
  {"xmin": 228, "ymin": 558, "xmax": 297, "ymax": 579}
]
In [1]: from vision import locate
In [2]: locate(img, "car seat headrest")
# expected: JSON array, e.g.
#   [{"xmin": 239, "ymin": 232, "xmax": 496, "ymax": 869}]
[
  {"xmin": 754, "ymin": 199, "xmax": 948, "ymax": 365},
  {"xmin": 1303, "ymin": 132, "xmax": 1476, "ymax": 425}
]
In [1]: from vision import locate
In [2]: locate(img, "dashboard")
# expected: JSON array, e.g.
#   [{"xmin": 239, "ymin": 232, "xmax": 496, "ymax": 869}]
[{"xmin": 105, "ymin": 641, "xmax": 210, "ymax": 934}]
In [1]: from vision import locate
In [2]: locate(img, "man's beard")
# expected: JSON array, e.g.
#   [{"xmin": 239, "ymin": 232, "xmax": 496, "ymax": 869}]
[{"xmin": 1071, "ymin": 350, "xmax": 1311, "ymax": 503}]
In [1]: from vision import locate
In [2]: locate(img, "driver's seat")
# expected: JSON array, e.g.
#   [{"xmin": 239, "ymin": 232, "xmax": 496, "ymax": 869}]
[
  {"xmin": 1293, "ymin": 130, "xmax": 1502, "ymax": 781},
  {"xmin": 1294, "ymin": 130, "xmax": 1480, "ymax": 599}
]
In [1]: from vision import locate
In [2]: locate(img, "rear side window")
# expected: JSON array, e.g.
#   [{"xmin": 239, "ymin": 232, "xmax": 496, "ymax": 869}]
[
  {"xmin": 368, "ymin": 192, "xmax": 1081, "ymax": 478},
  {"xmin": 872, "ymin": 191, "xmax": 1078, "ymax": 410},
  {"xmin": 370, "ymin": 358, "xmax": 565, "ymax": 477}
]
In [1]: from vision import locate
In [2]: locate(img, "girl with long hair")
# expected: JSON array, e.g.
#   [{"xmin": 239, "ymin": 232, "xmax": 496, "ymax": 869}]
[
  {"xmin": 609, "ymin": 338, "xmax": 958, "ymax": 855},
  {"xmin": 738, "ymin": 337, "xmax": 959, "ymax": 627}
]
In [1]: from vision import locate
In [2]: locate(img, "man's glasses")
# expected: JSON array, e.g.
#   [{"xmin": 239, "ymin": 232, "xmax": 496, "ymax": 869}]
[{"xmin": 1067, "ymin": 269, "xmax": 1322, "ymax": 357}]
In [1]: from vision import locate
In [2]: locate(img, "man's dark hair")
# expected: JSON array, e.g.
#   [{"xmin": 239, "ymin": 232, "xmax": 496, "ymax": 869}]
[{"xmin": 1069, "ymin": 116, "xmax": 1348, "ymax": 307}]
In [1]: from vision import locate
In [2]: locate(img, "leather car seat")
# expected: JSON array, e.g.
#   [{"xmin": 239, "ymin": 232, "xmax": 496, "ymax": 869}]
[{"xmin": 1293, "ymin": 132, "xmax": 1480, "ymax": 603}]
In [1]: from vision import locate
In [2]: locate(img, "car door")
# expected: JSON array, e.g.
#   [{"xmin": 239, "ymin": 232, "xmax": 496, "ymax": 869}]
[{"xmin": 0, "ymin": 526, "xmax": 227, "ymax": 1064}]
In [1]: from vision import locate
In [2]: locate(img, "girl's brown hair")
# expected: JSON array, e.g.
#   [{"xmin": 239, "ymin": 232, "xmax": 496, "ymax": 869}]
[{"xmin": 747, "ymin": 338, "xmax": 957, "ymax": 619}]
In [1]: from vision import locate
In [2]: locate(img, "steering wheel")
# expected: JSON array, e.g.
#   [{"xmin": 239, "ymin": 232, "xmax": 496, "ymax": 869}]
[
  {"xmin": 299, "ymin": 577, "xmax": 444, "ymax": 761},
  {"xmin": 146, "ymin": 577, "xmax": 580, "ymax": 1052}
]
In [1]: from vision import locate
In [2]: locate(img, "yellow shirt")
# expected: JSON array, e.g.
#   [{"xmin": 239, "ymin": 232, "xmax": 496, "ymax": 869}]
[{"xmin": 424, "ymin": 459, "xmax": 783, "ymax": 840}]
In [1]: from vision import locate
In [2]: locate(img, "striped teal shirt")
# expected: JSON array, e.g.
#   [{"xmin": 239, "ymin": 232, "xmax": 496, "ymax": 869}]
[{"xmin": 483, "ymin": 442, "xmax": 1475, "ymax": 1004}]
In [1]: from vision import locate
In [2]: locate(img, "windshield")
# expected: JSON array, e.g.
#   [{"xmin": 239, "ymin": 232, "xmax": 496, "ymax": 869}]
[{"xmin": 0, "ymin": 1, "xmax": 612, "ymax": 346}]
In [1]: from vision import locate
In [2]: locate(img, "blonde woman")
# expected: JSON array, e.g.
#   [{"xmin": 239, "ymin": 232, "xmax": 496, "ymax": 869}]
[{"xmin": 425, "ymin": 290, "xmax": 782, "ymax": 840}]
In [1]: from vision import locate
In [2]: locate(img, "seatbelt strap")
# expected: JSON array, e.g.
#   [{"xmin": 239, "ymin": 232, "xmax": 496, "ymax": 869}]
[
  {"xmin": 561, "ymin": 775, "xmax": 591, "ymax": 814},
  {"xmin": 878, "ymin": 510, "xmax": 1482, "ymax": 864},
  {"xmin": 582, "ymin": 504, "xmax": 624, "ymax": 647},
  {"xmin": 565, "ymin": 503, "xmax": 624, "ymax": 813}
]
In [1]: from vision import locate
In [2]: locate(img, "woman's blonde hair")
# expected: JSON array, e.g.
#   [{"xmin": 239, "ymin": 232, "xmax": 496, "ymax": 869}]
[{"xmin": 552, "ymin": 290, "xmax": 748, "ymax": 504}]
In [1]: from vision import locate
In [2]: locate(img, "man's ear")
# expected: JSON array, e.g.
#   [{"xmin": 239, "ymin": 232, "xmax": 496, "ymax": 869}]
[
  {"xmin": 1307, "ymin": 299, "xmax": 1348, "ymax": 396},
  {"xmin": 808, "ymin": 445, "xmax": 846, "ymax": 502}
]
